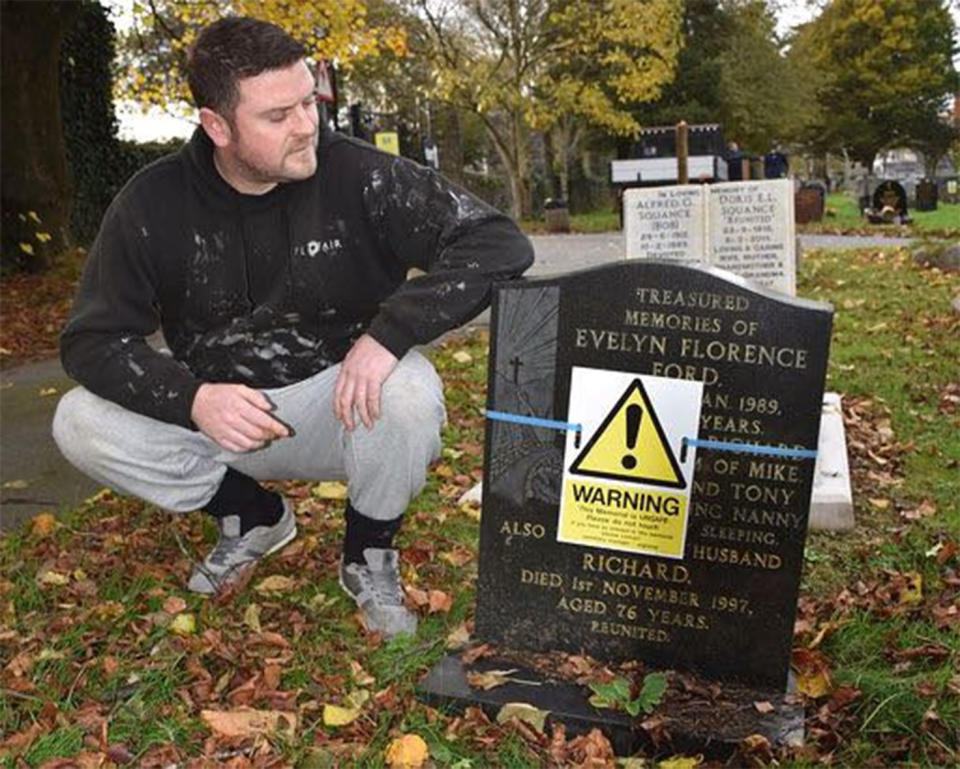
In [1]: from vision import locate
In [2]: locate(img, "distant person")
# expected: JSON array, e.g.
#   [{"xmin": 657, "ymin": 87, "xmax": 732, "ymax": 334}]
[
  {"xmin": 53, "ymin": 17, "xmax": 533, "ymax": 637},
  {"xmin": 725, "ymin": 141, "xmax": 743, "ymax": 181},
  {"xmin": 764, "ymin": 144, "xmax": 789, "ymax": 179}
]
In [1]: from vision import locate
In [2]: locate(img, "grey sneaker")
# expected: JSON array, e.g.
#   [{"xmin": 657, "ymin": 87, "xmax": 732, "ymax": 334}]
[
  {"xmin": 339, "ymin": 548, "xmax": 418, "ymax": 638},
  {"xmin": 188, "ymin": 498, "xmax": 297, "ymax": 594}
]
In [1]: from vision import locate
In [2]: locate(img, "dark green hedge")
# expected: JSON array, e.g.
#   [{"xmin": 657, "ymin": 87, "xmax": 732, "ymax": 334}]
[{"xmin": 60, "ymin": 1, "xmax": 183, "ymax": 246}]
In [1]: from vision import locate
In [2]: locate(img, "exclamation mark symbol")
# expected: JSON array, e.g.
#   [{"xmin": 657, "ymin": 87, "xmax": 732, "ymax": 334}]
[{"xmin": 621, "ymin": 404, "xmax": 643, "ymax": 469}]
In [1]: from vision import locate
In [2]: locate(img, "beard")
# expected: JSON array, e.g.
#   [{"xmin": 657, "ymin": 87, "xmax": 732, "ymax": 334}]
[{"xmin": 233, "ymin": 133, "xmax": 318, "ymax": 185}]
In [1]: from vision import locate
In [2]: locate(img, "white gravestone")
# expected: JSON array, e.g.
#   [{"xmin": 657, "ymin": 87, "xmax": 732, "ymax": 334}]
[
  {"xmin": 623, "ymin": 186, "xmax": 706, "ymax": 263},
  {"xmin": 623, "ymin": 179, "xmax": 796, "ymax": 297},
  {"xmin": 708, "ymin": 179, "xmax": 796, "ymax": 296}
]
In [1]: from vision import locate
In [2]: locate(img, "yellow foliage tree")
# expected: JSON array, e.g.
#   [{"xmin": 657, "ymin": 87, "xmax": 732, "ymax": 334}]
[
  {"xmin": 414, "ymin": 0, "xmax": 682, "ymax": 218},
  {"xmin": 117, "ymin": 0, "xmax": 407, "ymax": 110}
]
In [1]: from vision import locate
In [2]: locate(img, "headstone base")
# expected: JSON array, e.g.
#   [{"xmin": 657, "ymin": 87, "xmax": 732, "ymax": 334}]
[
  {"xmin": 809, "ymin": 393, "xmax": 854, "ymax": 531},
  {"xmin": 419, "ymin": 655, "xmax": 804, "ymax": 760}
]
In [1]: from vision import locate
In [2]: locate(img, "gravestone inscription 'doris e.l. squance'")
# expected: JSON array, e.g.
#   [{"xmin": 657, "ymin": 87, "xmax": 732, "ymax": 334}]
[{"xmin": 475, "ymin": 262, "xmax": 832, "ymax": 692}]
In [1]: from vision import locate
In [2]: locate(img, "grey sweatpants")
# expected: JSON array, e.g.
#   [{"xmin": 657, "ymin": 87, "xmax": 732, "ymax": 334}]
[{"xmin": 52, "ymin": 350, "xmax": 446, "ymax": 521}]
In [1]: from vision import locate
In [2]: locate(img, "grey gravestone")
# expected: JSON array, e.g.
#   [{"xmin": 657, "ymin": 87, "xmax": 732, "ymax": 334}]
[{"xmin": 422, "ymin": 262, "xmax": 832, "ymax": 755}]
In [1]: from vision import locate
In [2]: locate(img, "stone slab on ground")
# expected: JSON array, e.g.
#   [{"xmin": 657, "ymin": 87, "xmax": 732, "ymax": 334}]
[
  {"xmin": 809, "ymin": 392, "xmax": 855, "ymax": 531},
  {"xmin": 420, "ymin": 654, "xmax": 804, "ymax": 759}
]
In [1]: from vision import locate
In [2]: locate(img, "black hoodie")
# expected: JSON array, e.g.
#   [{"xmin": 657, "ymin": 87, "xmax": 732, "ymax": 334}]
[{"xmin": 61, "ymin": 125, "xmax": 533, "ymax": 428}]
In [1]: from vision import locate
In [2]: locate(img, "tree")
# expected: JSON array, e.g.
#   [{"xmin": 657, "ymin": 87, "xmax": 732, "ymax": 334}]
[
  {"xmin": 116, "ymin": 0, "xmax": 408, "ymax": 110},
  {"xmin": 713, "ymin": 0, "xmax": 797, "ymax": 152},
  {"xmin": 411, "ymin": 0, "xmax": 682, "ymax": 219},
  {"xmin": 908, "ymin": 108, "xmax": 960, "ymax": 178},
  {"xmin": 1, "ymin": 0, "xmax": 79, "ymax": 273},
  {"xmin": 805, "ymin": 0, "xmax": 959, "ymax": 169}
]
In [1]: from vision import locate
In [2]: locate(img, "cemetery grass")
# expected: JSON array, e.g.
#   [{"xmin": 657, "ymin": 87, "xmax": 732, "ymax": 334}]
[
  {"xmin": 800, "ymin": 193, "xmax": 960, "ymax": 237},
  {"xmin": 1, "ymin": 248, "xmax": 958, "ymax": 767},
  {"xmin": 521, "ymin": 209, "xmax": 620, "ymax": 235}
]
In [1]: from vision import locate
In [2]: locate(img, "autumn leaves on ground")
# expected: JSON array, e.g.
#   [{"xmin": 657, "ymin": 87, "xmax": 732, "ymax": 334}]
[{"xmin": 2, "ymin": 246, "xmax": 959, "ymax": 768}]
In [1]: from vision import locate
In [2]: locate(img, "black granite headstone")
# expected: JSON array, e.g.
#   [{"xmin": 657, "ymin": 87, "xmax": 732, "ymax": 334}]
[
  {"xmin": 871, "ymin": 180, "xmax": 908, "ymax": 217},
  {"xmin": 475, "ymin": 262, "xmax": 832, "ymax": 692}
]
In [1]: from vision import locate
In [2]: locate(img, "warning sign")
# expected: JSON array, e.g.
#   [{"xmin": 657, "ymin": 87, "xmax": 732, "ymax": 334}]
[
  {"xmin": 558, "ymin": 367, "xmax": 703, "ymax": 559},
  {"xmin": 570, "ymin": 378, "xmax": 686, "ymax": 488}
]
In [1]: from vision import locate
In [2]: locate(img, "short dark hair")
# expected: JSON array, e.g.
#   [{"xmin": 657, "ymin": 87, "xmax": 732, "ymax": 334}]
[{"xmin": 186, "ymin": 16, "xmax": 306, "ymax": 115}]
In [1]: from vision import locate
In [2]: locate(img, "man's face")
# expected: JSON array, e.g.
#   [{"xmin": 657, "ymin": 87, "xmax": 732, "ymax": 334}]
[{"xmin": 221, "ymin": 60, "xmax": 319, "ymax": 186}]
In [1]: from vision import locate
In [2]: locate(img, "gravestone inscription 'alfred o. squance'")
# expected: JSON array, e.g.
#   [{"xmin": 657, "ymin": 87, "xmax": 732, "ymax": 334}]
[{"xmin": 476, "ymin": 261, "xmax": 833, "ymax": 691}]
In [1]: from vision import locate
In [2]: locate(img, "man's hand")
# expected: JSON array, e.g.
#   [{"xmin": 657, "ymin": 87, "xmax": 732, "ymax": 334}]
[
  {"xmin": 334, "ymin": 335, "xmax": 399, "ymax": 431},
  {"xmin": 191, "ymin": 383, "xmax": 290, "ymax": 452}
]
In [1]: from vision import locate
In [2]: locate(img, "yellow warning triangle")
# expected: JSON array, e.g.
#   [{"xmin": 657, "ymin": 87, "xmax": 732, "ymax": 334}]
[{"xmin": 570, "ymin": 379, "xmax": 685, "ymax": 489}]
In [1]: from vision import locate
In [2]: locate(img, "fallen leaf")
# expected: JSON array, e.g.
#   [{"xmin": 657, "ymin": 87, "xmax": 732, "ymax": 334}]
[
  {"xmin": 30, "ymin": 513, "xmax": 57, "ymax": 537},
  {"xmin": 322, "ymin": 703, "xmax": 362, "ymax": 727},
  {"xmin": 428, "ymin": 589, "xmax": 452, "ymax": 614},
  {"xmin": 313, "ymin": 481, "xmax": 348, "ymax": 500},
  {"xmin": 467, "ymin": 668, "xmax": 520, "ymax": 690},
  {"xmin": 5, "ymin": 651, "xmax": 34, "ymax": 677},
  {"xmin": 900, "ymin": 572, "xmax": 923, "ymax": 604},
  {"xmin": 405, "ymin": 586, "xmax": 429, "ymax": 607},
  {"xmin": 350, "ymin": 661, "xmax": 375, "ymax": 686},
  {"xmin": 37, "ymin": 570, "xmax": 69, "ymax": 586},
  {"xmin": 162, "ymin": 596, "xmax": 187, "ymax": 614},
  {"xmin": 935, "ymin": 541, "xmax": 958, "ymax": 564},
  {"xmin": 902, "ymin": 499, "xmax": 937, "ymax": 520},
  {"xmin": 658, "ymin": 756, "xmax": 703, "ymax": 769},
  {"xmin": 496, "ymin": 701, "xmax": 549, "ymax": 733},
  {"xmin": 298, "ymin": 748, "xmax": 339, "ymax": 769},
  {"xmin": 345, "ymin": 689, "xmax": 370, "ymax": 709},
  {"xmin": 201, "ymin": 708, "xmax": 297, "ymax": 738},
  {"xmin": 169, "ymin": 613, "xmax": 196, "ymax": 636},
  {"xmin": 385, "ymin": 733, "xmax": 429, "ymax": 769},
  {"xmin": 439, "ymin": 548, "xmax": 474, "ymax": 568},
  {"xmin": 461, "ymin": 643, "xmax": 492, "ymax": 664},
  {"xmin": 753, "ymin": 700, "xmax": 775, "ymax": 714},
  {"xmin": 452, "ymin": 350, "xmax": 473, "ymax": 364},
  {"xmin": 255, "ymin": 575, "xmax": 297, "ymax": 593},
  {"xmin": 459, "ymin": 502, "xmax": 481, "ymax": 521},
  {"xmin": 38, "ymin": 387, "xmax": 58, "ymax": 397},
  {"xmin": 946, "ymin": 675, "xmax": 960, "ymax": 696},
  {"xmin": 792, "ymin": 648, "xmax": 832, "ymax": 698},
  {"xmin": 243, "ymin": 603, "xmax": 262, "ymax": 632},
  {"xmin": 868, "ymin": 497, "xmax": 890, "ymax": 510},
  {"xmin": 446, "ymin": 622, "xmax": 471, "ymax": 649}
]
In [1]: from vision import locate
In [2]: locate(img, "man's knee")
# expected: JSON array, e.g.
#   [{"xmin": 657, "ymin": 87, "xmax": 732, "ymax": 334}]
[
  {"xmin": 380, "ymin": 351, "xmax": 446, "ymax": 437},
  {"xmin": 52, "ymin": 387, "xmax": 99, "ymax": 465}
]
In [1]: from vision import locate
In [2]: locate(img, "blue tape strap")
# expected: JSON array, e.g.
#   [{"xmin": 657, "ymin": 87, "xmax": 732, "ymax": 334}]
[
  {"xmin": 485, "ymin": 409, "xmax": 582, "ymax": 434},
  {"xmin": 682, "ymin": 437, "xmax": 817, "ymax": 460}
]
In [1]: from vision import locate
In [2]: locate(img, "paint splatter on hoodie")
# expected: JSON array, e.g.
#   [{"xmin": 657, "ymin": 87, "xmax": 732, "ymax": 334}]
[{"xmin": 61, "ymin": 124, "xmax": 534, "ymax": 428}]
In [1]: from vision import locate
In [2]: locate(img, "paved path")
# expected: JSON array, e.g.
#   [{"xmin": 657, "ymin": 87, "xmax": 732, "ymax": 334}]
[
  {"xmin": 0, "ymin": 232, "xmax": 917, "ymax": 531},
  {"xmin": 526, "ymin": 232, "xmax": 915, "ymax": 277}
]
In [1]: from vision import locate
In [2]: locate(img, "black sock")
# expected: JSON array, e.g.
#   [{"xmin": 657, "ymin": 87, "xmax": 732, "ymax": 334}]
[
  {"xmin": 203, "ymin": 468, "xmax": 284, "ymax": 535},
  {"xmin": 343, "ymin": 501, "xmax": 403, "ymax": 565}
]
